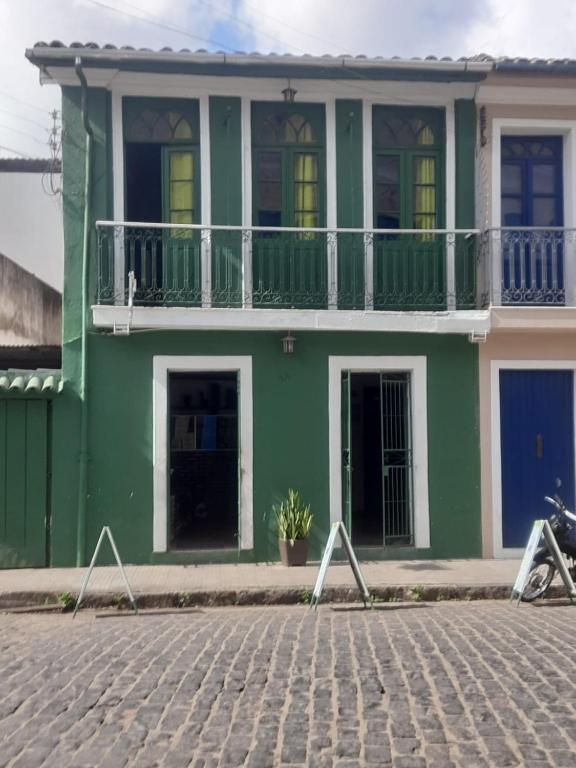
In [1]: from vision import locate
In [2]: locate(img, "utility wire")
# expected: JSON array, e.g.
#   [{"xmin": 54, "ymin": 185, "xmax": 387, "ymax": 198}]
[
  {"xmin": 0, "ymin": 123, "xmax": 48, "ymax": 147},
  {"xmin": 83, "ymin": 0, "xmax": 237, "ymax": 52},
  {"xmin": 193, "ymin": 0, "xmax": 307, "ymax": 54},
  {"xmin": 0, "ymin": 107, "xmax": 50, "ymax": 131},
  {"xmin": 0, "ymin": 89, "xmax": 53, "ymax": 115},
  {"xmin": 230, "ymin": 0, "xmax": 347, "ymax": 54},
  {"xmin": 0, "ymin": 144, "xmax": 35, "ymax": 159}
]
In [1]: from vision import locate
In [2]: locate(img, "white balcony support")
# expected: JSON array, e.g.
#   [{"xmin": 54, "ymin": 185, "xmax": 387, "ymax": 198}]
[
  {"xmin": 328, "ymin": 232, "xmax": 338, "ymax": 309},
  {"xmin": 565, "ymin": 236, "xmax": 576, "ymax": 307},
  {"xmin": 326, "ymin": 97, "xmax": 338, "ymax": 310},
  {"xmin": 201, "ymin": 229, "xmax": 212, "ymax": 308},
  {"xmin": 446, "ymin": 234, "xmax": 456, "ymax": 311},
  {"xmin": 491, "ymin": 230, "xmax": 502, "ymax": 305},
  {"xmin": 199, "ymin": 95, "xmax": 212, "ymax": 306},
  {"xmin": 243, "ymin": 230, "xmax": 253, "ymax": 309},
  {"xmin": 111, "ymin": 91, "xmax": 125, "ymax": 305},
  {"xmin": 241, "ymin": 96, "xmax": 253, "ymax": 307},
  {"xmin": 362, "ymin": 99, "xmax": 374, "ymax": 309},
  {"xmin": 445, "ymin": 102, "xmax": 456, "ymax": 311}
]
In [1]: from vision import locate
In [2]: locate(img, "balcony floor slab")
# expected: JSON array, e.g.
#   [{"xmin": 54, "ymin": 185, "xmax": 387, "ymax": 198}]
[{"xmin": 92, "ymin": 305, "xmax": 491, "ymax": 335}]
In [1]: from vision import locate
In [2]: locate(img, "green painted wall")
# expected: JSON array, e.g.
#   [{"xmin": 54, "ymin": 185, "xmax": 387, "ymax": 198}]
[
  {"xmin": 52, "ymin": 88, "xmax": 482, "ymax": 567},
  {"xmin": 210, "ymin": 96, "xmax": 242, "ymax": 225},
  {"xmin": 50, "ymin": 86, "xmax": 112, "ymax": 566},
  {"xmin": 50, "ymin": 330, "xmax": 483, "ymax": 567},
  {"xmin": 336, "ymin": 100, "xmax": 363, "ymax": 228}
]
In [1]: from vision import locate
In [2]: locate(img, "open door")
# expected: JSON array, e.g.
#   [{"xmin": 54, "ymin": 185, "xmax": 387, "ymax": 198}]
[{"xmin": 341, "ymin": 371, "xmax": 352, "ymax": 535}]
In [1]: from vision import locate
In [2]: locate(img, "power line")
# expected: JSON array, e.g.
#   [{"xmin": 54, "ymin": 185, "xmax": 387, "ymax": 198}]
[
  {"xmin": 0, "ymin": 123, "xmax": 48, "ymax": 147},
  {"xmin": 0, "ymin": 107, "xmax": 50, "ymax": 131},
  {"xmin": 235, "ymin": 0, "xmax": 347, "ymax": 54},
  {"xmin": 192, "ymin": 0, "xmax": 307, "ymax": 54},
  {"xmin": 0, "ymin": 144, "xmax": 35, "ymax": 159},
  {"xmin": 0, "ymin": 89, "xmax": 53, "ymax": 115},
  {"xmin": 83, "ymin": 0, "xmax": 237, "ymax": 52}
]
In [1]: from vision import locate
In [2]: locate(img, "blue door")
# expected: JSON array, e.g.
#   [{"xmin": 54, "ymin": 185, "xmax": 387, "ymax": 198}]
[
  {"xmin": 501, "ymin": 137, "xmax": 564, "ymax": 304},
  {"xmin": 500, "ymin": 370, "xmax": 574, "ymax": 548}
]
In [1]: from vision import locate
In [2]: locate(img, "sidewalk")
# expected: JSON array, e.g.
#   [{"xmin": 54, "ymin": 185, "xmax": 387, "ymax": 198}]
[{"xmin": 0, "ymin": 559, "xmax": 522, "ymax": 609}]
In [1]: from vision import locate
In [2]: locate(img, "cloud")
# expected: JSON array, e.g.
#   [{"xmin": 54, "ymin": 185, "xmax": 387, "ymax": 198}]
[
  {"xmin": 463, "ymin": 0, "xmax": 576, "ymax": 58},
  {"xmin": 3, "ymin": 0, "xmax": 576, "ymax": 158}
]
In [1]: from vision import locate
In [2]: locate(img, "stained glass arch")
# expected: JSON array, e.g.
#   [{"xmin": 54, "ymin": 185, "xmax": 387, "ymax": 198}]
[
  {"xmin": 123, "ymin": 98, "xmax": 199, "ymax": 143},
  {"xmin": 257, "ymin": 112, "xmax": 317, "ymax": 144},
  {"xmin": 374, "ymin": 116, "xmax": 436, "ymax": 148}
]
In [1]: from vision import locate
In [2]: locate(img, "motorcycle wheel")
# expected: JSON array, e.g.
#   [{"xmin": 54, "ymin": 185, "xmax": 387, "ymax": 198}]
[{"xmin": 521, "ymin": 561, "xmax": 556, "ymax": 602}]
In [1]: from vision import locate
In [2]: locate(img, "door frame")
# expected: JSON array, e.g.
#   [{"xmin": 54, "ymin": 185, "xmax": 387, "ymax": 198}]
[
  {"xmin": 490, "ymin": 359, "xmax": 576, "ymax": 558},
  {"xmin": 328, "ymin": 356, "xmax": 430, "ymax": 549},
  {"xmin": 153, "ymin": 355, "xmax": 253, "ymax": 552}
]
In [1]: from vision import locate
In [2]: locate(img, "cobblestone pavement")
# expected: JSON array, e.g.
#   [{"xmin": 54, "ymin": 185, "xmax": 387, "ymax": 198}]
[{"xmin": 1, "ymin": 602, "xmax": 576, "ymax": 768}]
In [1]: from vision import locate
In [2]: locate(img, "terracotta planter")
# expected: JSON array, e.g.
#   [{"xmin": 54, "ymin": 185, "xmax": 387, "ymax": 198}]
[{"xmin": 278, "ymin": 538, "xmax": 309, "ymax": 566}]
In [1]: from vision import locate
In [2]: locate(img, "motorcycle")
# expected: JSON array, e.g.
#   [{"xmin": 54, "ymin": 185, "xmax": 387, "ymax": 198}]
[{"xmin": 522, "ymin": 485, "xmax": 576, "ymax": 602}]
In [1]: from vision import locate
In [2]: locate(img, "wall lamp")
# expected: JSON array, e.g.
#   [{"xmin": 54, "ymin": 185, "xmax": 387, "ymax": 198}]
[
  {"xmin": 282, "ymin": 80, "xmax": 297, "ymax": 102},
  {"xmin": 282, "ymin": 331, "xmax": 296, "ymax": 354}
]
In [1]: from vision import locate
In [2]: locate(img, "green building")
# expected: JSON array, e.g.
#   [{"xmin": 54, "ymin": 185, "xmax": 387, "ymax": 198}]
[{"xmin": 6, "ymin": 44, "xmax": 491, "ymax": 567}]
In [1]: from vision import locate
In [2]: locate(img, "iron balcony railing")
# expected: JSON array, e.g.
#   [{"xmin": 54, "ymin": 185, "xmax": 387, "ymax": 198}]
[
  {"xmin": 484, "ymin": 228, "xmax": 573, "ymax": 306},
  {"xmin": 95, "ymin": 221, "xmax": 481, "ymax": 312}
]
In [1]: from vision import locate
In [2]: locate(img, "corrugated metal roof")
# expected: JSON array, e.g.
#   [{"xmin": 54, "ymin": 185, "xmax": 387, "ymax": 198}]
[{"xmin": 0, "ymin": 369, "xmax": 62, "ymax": 395}]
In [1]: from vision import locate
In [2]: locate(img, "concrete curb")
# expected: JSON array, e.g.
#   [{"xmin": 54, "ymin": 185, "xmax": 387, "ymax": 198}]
[{"xmin": 0, "ymin": 582, "xmax": 555, "ymax": 611}]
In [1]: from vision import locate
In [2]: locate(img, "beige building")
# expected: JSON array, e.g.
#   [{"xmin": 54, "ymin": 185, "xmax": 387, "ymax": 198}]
[{"xmin": 476, "ymin": 61, "xmax": 576, "ymax": 557}]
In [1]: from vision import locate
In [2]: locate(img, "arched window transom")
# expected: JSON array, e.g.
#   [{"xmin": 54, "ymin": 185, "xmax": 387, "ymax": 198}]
[
  {"xmin": 257, "ymin": 113, "xmax": 317, "ymax": 145},
  {"xmin": 374, "ymin": 117, "xmax": 435, "ymax": 148},
  {"xmin": 127, "ymin": 108, "xmax": 194, "ymax": 143}
]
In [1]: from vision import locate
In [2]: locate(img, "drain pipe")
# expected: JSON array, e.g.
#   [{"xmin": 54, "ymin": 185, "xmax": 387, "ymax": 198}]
[{"xmin": 75, "ymin": 56, "xmax": 93, "ymax": 567}]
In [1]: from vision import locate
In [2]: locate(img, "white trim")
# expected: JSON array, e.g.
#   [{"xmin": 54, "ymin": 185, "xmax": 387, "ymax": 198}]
[
  {"xmin": 93, "ymin": 305, "xmax": 490, "ymax": 334},
  {"xmin": 478, "ymin": 85, "xmax": 576, "ymax": 107},
  {"xmin": 445, "ymin": 102, "xmax": 456, "ymax": 311},
  {"xmin": 46, "ymin": 66, "xmax": 480, "ymax": 102},
  {"xmin": 241, "ymin": 96, "xmax": 252, "ymax": 307},
  {"xmin": 490, "ymin": 359, "xmax": 576, "ymax": 558},
  {"xmin": 491, "ymin": 118, "xmax": 576, "ymax": 230},
  {"xmin": 153, "ymin": 355, "xmax": 253, "ymax": 552},
  {"xmin": 328, "ymin": 356, "xmax": 430, "ymax": 548},
  {"xmin": 362, "ymin": 100, "xmax": 373, "ymax": 309},
  {"xmin": 111, "ymin": 91, "xmax": 125, "ymax": 303},
  {"xmin": 199, "ymin": 95, "xmax": 212, "ymax": 307},
  {"xmin": 491, "ymin": 117, "xmax": 576, "ymax": 307},
  {"xmin": 326, "ymin": 96, "xmax": 338, "ymax": 309}
]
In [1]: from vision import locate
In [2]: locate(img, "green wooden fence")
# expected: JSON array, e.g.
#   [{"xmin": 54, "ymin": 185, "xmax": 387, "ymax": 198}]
[{"xmin": 0, "ymin": 400, "xmax": 49, "ymax": 568}]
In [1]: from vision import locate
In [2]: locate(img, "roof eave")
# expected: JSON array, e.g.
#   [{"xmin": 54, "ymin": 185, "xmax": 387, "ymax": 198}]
[{"xmin": 26, "ymin": 47, "xmax": 493, "ymax": 76}]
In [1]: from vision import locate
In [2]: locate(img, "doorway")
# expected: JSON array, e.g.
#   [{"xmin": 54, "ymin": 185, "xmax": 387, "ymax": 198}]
[
  {"xmin": 499, "ymin": 369, "xmax": 575, "ymax": 550},
  {"xmin": 168, "ymin": 372, "xmax": 238, "ymax": 549},
  {"xmin": 342, "ymin": 371, "xmax": 413, "ymax": 547}
]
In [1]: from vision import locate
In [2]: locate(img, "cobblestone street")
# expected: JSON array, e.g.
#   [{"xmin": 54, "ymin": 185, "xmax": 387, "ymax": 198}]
[{"xmin": 1, "ymin": 602, "xmax": 576, "ymax": 767}]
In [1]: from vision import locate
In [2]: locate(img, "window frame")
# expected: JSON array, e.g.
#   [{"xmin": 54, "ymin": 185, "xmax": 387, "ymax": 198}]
[
  {"xmin": 251, "ymin": 102, "xmax": 326, "ymax": 230},
  {"xmin": 372, "ymin": 106, "xmax": 445, "ymax": 231}
]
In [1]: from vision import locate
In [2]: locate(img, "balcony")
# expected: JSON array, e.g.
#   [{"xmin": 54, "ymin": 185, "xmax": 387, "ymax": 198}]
[
  {"xmin": 485, "ymin": 228, "xmax": 573, "ymax": 307},
  {"xmin": 95, "ymin": 222, "xmax": 481, "ymax": 313}
]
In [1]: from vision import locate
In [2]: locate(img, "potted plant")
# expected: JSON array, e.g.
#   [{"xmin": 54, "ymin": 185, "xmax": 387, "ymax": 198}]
[{"xmin": 274, "ymin": 489, "xmax": 313, "ymax": 566}]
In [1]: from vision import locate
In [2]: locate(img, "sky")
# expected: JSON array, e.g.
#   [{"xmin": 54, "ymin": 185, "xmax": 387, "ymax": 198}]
[{"xmin": 2, "ymin": 0, "xmax": 576, "ymax": 158}]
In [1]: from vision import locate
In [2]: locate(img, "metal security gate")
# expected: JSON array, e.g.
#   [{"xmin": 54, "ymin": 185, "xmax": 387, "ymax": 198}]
[
  {"xmin": 0, "ymin": 400, "xmax": 49, "ymax": 568},
  {"xmin": 342, "ymin": 371, "xmax": 414, "ymax": 547}
]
